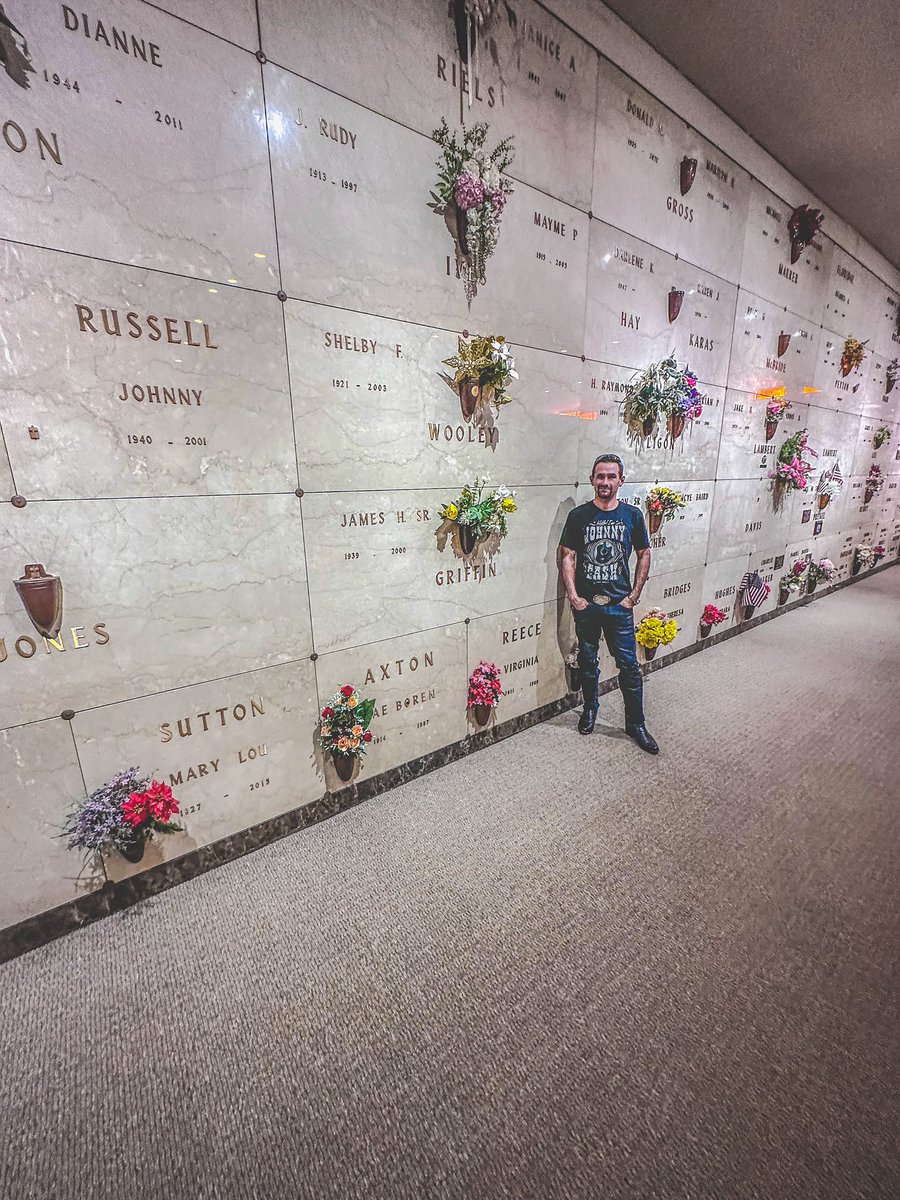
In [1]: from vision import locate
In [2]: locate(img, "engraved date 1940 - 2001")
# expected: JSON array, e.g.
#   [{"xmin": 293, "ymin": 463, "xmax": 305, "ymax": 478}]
[{"xmin": 126, "ymin": 434, "xmax": 208, "ymax": 447}]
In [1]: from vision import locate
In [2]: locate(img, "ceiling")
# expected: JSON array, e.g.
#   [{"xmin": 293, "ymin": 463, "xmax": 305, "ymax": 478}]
[{"xmin": 600, "ymin": 0, "xmax": 900, "ymax": 270}]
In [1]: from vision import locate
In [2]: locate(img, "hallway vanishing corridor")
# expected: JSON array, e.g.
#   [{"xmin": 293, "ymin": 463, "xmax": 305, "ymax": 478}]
[{"xmin": 1, "ymin": 570, "xmax": 898, "ymax": 1200}]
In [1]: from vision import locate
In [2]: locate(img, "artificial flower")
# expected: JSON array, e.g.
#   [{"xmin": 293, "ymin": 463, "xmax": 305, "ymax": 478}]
[{"xmin": 347, "ymin": 697, "xmax": 358, "ymax": 709}]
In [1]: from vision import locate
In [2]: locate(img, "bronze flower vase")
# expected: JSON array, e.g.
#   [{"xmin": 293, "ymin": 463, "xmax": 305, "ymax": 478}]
[
  {"xmin": 459, "ymin": 378, "xmax": 480, "ymax": 422},
  {"xmin": 699, "ymin": 624, "xmax": 711, "ymax": 639},
  {"xmin": 765, "ymin": 419, "xmax": 778, "ymax": 442},
  {"xmin": 642, "ymin": 415, "xmax": 657, "ymax": 439},
  {"xmin": 778, "ymin": 587, "xmax": 790, "ymax": 606},
  {"xmin": 472, "ymin": 704, "xmax": 492, "ymax": 727},
  {"xmin": 333, "ymin": 752, "xmax": 356, "ymax": 783},
  {"xmin": 668, "ymin": 412, "xmax": 686, "ymax": 442},
  {"xmin": 458, "ymin": 524, "xmax": 479, "ymax": 557},
  {"xmin": 643, "ymin": 645, "xmax": 657, "ymax": 661},
  {"xmin": 818, "ymin": 494, "xmax": 830, "ymax": 511},
  {"xmin": 839, "ymin": 354, "xmax": 852, "ymax": 378},
  {"xmin": 864, "ymin": 487, "xmax": 875, "ymax": 505},
  {"xmin": 119, "ymin": 833, "xmax": 147, "ymax": 864},
  {"xmin": 806, "ymin": 577, "xmax": 818, "ymax": 595},
  {"xmin": 743, "ymin": 604, "xmax": 756, "ymax": 620},
  {"xmin": 647, "ymin": 511, "xmax": 663, "ymax": 536}
]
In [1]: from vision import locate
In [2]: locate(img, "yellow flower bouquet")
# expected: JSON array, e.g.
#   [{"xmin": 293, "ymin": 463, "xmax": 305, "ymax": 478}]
[{"xmin": 635, "ymin": 608, "xmax": 678, "ymax": 660}]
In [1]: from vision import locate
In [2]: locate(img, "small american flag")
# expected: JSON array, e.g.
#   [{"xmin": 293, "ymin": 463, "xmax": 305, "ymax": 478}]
[{"xmin": 739, "ymin": 571, "xmax": 769, "ymax": 608}]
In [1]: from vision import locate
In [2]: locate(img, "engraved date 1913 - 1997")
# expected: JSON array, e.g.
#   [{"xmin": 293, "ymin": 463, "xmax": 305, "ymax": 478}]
[{"xmin": 309, "ymin": 168, "xmax": 357, "ymax": 191}]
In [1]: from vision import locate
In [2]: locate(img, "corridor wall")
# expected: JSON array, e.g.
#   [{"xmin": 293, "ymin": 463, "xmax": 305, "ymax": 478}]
[{"xmin": 2, "ymin": 0, "xmax": 899, "ymax": 938}]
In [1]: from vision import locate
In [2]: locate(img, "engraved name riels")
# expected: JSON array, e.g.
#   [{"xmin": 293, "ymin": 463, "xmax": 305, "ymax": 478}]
[{"xmin": 437, "ymin": 11, "xmax": 580, "ymax": 111}]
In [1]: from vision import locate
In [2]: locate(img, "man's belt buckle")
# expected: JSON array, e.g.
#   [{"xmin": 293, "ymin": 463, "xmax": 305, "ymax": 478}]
[{"xmin": 592, "ymin": 593, "xmax": 611, "ymax": 606}]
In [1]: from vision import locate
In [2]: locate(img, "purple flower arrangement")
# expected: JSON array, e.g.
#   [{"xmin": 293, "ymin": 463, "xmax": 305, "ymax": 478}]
[
  {"xmin": 430, "ymin": 119, "xmax": 514, "ymax": 307},
  {"xmin": 62, "ymin": 766, "xmax": 148, "ymax": 853}
]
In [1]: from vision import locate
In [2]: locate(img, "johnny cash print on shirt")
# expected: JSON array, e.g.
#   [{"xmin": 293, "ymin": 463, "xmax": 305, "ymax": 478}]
[{"xmin": 559, "ymin": 501, "xmax": 650, "ymax": 602}]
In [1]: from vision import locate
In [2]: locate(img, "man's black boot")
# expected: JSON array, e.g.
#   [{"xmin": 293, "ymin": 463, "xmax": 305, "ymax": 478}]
[
  {"xmin": 578, "ymin": 707, "xmax": 597, "ymax": 735},
  {"xmin": 626, "ymin": 723, "xmax": 659, "ymax": 754},
  {"xmin": 578, "ymin": 705, "xmax": 600, "ymax": 734}
]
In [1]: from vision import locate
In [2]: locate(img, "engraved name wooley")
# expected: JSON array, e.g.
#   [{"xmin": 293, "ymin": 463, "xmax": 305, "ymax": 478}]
[{"xmin": 75, "ymin": 305, "xmax": 218, "ymax": 348}]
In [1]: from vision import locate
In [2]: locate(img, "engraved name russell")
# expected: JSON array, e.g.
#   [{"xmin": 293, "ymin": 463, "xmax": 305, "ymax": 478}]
[
  {"xmin": 75, "ymin": 305, "xmax": 218, "ymax": 348},
  {"xmin": 62, "ymin": 6, "xmax": 162, "ymax": 68}
]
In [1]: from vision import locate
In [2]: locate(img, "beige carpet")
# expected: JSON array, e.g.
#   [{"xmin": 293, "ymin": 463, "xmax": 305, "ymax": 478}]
[{"xmin": 1, "ymin": 570, "xmax": 898, "ymax": 1200}]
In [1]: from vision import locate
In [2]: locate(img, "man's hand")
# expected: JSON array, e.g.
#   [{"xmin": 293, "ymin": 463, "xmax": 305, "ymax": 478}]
[
  {"xmin": 620, "ymin": 594, "xmax": 637, "ymax": 610},
  {"xmin": 569, "ymin": 595, "xmax": 589, "ymax": 612}
]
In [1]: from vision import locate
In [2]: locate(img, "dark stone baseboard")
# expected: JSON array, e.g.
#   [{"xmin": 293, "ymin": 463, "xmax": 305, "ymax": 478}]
[{"xmin": 1, "ymin": 560, "xmax": 895, "ymax": 964}]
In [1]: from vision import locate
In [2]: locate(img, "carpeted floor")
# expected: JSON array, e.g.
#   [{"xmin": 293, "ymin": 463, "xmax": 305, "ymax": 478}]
[{"xmin": 1, "ymin": 571, "xmax": 898, "ymax": 1200}]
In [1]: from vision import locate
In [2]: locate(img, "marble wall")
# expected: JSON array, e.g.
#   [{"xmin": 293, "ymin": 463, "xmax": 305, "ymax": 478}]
[{"xmin": 1, "ymin": 0, "xmax": 899, "ymax": 933}]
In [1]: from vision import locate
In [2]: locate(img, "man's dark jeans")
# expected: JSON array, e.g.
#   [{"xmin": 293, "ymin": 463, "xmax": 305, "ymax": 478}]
[{"xmin": 574, "ymin": 601, "xmax": 645, "ymax": 725}]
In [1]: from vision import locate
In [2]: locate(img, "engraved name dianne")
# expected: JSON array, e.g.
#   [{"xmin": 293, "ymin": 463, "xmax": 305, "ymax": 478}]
[
  {"xmin": 62, "ymin": 5, "xmax": 163, "ymax": 68},
  {"xmin": 75, "ymin": 305, "xmax": 218, "ymax": 348}
]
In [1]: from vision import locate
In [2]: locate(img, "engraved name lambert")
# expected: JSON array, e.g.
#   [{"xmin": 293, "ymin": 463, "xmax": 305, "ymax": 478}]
[{"xmin": 75, "ymin": 305, "xmax": 218, "ymax": 348}]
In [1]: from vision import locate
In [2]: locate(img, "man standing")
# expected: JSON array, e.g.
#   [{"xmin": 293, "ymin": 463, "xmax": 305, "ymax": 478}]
[{"xmin": 559, "ymin": 454, "xmax": 658, "ymax": 753}]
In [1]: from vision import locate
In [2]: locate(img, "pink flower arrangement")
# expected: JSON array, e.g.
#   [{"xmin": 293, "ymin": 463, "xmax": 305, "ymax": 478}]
[
  {"xmin": 791, "ymin": 558, "xmax": 810, "ymax": 577},
  {"xmin": 121, "ymin": 780, "xmax": 179, "ymax": 829},
  {"xmin": 454, "ymin": 170, "xmax": 485, "ymax": 210},
  {"xmin": 468, "ymin": 660, "xmax": 503, "ymax": 708},
  {"xmin": 766, "ymin": 397, "xmax": 791, "ymax": 422},
  {"xmin": 700, "ymin": 603, "xmax": 727, "ymax": 627},
  {"xmin": 873, "ymin": 544, "xmax": 886, "ymax": 560},
  {"xmin": 771, "ymin": 429, "xmax": 817, "ymax": 493}
]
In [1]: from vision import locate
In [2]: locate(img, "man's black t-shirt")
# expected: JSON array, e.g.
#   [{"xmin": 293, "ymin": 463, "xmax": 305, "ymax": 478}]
[{"xmin": 559, "ymin": 500, "xmax": 650, "ymax": 601}]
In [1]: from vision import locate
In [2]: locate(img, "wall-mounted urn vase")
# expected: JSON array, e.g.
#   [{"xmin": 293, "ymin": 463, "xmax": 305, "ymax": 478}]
[
  {"xmin": 679, "ymin": 156, "xmax": 697, "ymax": 196},
  {"xmin": 777, "ymin": 332, "xmax": 792, "ymax": 358},
  {"xmin": 667, "ymin": 287, "xmax": 684, "ymax": 323},
  {"xmin": 15, "ymin": 564, "xmax": 63, "ymax": 639}
]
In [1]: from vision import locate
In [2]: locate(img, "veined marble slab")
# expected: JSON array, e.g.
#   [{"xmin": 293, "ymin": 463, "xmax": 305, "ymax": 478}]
[
  {"xmin": 592, "ymin": 57, "xmax": 751, "ymax": 283},
  {"xmin": 615, "ymin": 480, "xmax": 713, "ymax": 575},
  {"xmin": 585, "ymin": 219, "xmax": 738, "ymax": 387},
  {"xmin": 631, "ymin": 562, "xmax": 705, "ymax": 660},
  {"xmin": 717, "ymin": 391, "xmax": 810, "ymax": 483},
  {"xmin": 315, "ymin": 623, "xmax": 467, "ymax": 783},
  {"xmin": 0, "ymin": 494, "xmax": 312, "ymax": 727},
  {"xmin": 0, "ymin": 0, "xmax": 276, "ymax": 281},
  {"xmin": 259, "ymin": 0, "xmax": 599, "ymax": 210},
  {"xmin": 706, "ymin": 476, "xmax": 796, "ymax": 562},
  {"xmin": 0, "ymin": 241, "xmax": 294, "ymax": 499},
  {"xmin": 739, "ymin": 182, "xmax": 833, "ymax": 322},
  {"xmin": 73, "ymin": 660, "xmax": 321, "ymax": 881},
  {"xmin": 286, "ymin": 300, "xmax": 584, "ymax": 490},
  {"xmin": 301, "ymin": 485, "xmax": 574, "ymax": 653},
  {"xmin": 0, "ymin": 718, "xmax": 99, "ymax": 928},
  {"xmin": 265, "ymin": 65, "xmax": 589, "ymax": 352},
  {"xmin": 575, "ymin": 363, "xmax": 724, "ymax": 485},
  {"xmin": 142, "ymin": 0, "xmax": 259, "ymax": 48},
  {"xmin": 467, "ymin": 598, "xmax": 570, "ymax": 725},
  {"xmin": 726, "ymin": 291, "xmax": 822, "ymax": 402}
]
